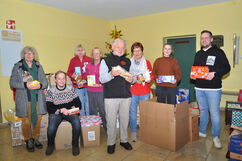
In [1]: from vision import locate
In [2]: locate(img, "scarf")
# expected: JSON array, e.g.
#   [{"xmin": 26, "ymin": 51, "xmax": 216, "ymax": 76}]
[
  {"xmin": 130, "ymin": 56, "xmax": 151, "ymax": 84},
  {"xmin": 23, "ymin": 59, "xmax": 38, "ymax": 127}
]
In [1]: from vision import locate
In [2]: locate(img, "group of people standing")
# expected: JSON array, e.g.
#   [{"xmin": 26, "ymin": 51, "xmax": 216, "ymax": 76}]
[{"xmin": 9, "ymin": 30, "xmax": 230, "ymax": 156}]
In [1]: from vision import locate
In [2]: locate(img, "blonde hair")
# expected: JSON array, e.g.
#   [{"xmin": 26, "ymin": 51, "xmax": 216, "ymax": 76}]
[
  {"xmin": 91, "ymin": 47, "xmax": 102, "ymax": 56},
  {"xmin": 74, "ymin": 44, "xmax": 86, "ymax": 55},
  {"xmin": 54, "ymin": 70, "xmax": 67, "ymax": 79},
  {"xmin": 20, "ymin": 46, "xmax": 39, "ymax": 60}
]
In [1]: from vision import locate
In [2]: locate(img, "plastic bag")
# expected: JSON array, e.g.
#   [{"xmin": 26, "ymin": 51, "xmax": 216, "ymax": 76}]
[{"xmin": 4, "ymin": 109, "xmax": 21, "ymax": 122}]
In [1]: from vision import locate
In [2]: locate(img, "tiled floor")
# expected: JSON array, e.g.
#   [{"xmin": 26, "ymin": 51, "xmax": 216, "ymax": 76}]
[{"xmin": 0, "ymin": 112, "xmax": 230, "ymax": 161}]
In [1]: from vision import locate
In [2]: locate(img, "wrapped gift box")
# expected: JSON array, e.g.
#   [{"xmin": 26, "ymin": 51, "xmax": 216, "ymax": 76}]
[
  {"xmin": 225, "ymin": 101, "xmax": 242, "ymax": 126},
  {"xmin": 157, "ymin": 75, "xmax": 174, "ymax": 83},
  {"xmin": 80, "ymin": 115, "xmax": 102, "ymax": 147},
  {"xmin": 232, "ymin": 111, "xmax": 242, "ymax": 127},
  {"xmin": 190, "ymin": 66, "xmax": 209, "ymax": 79},
  {"xmin": 176, "ymin": 88, "xmax": 189, "ymax": 104}
]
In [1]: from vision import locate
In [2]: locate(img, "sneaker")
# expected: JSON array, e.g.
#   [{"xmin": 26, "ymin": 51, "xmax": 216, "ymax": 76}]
[
  {"xmin": 72, "ymin": 146, "xmax": 80, "ymax": 156},
  {"xmin": 25, "ymin": 139, "xmax": 35, "ymax": 152},
  {"xmin": 199, "ymin": 132, "xmax": 207, "ymax": 138},
  {"xmin": 34, "ymin": 139, "xmax": 43, "ymax": 149},
  {"xmin": 45, "ymin": 145, "xmax": 55, "ymax": 156},
  {"xmin": 213, "ymin": 136, "xmax": 222, "ymax": 148},
  {"xmin": 131, "ymin": 132, "xmax": 137, "ymax": 142}
]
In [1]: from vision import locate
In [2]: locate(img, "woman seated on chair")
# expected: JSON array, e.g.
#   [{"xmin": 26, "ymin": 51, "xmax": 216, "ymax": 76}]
[{"xmin": 45, "ymin": 70, "xmax": 81, "ymax": 156}]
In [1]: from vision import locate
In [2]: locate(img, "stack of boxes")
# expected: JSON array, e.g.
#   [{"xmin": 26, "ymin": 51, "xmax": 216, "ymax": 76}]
[
  {"xmin": 188, "ymin": 114, "xmax": 199, "ymax": 142},
  {"xmin": 229, "ymin": 134, "xmax": 242, "ymax": 161}
]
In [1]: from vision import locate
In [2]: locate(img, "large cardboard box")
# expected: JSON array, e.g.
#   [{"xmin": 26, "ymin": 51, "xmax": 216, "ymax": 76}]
[
  {"xmin": 140, "ymin": 97, "xmax": 189, "ymax": 151},
  {"xmin": 10, "ymin": 121, "xmax": 24, "ymax": 146},
  {"xmin": 81, "ymin": 124, "xmax": 100, "ymax": 147},
  {"xmin": 55, "ymin": 121, "xmax": 72, "ymax": 150},
  {"xmin": 39, "ymin": 114, "xmax": 48, "ymax": 142},
  {"xmin": 188, "ymin": 113, "xmax": 199, "ymax": 142}
]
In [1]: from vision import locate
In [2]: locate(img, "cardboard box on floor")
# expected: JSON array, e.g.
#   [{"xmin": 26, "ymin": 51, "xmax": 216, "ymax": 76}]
[
  {"xmin": 81, "ymin": 124, "xmax": 100, "ymax": 147},
  {"xmin": 140, "ymin": 97, "xmax": 189, "ymax": 151},
  {"xmin": 55, "ymin": 121, "xmax": 72, "ymax": 150},
  {"xmin": 188, "ymin": 113, "xmax": 199, "ymax": 142},
  {"xmin": 39, "ymin": 114, "xmax": 48, "ymax": 142},
  {"xmin": 10, "ymin": 121, "xmax": 24, "ymax": 146}
]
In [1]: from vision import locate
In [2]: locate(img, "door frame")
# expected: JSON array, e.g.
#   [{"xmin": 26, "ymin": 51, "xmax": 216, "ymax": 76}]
[
  {"xmin": 163, "ymin": 34, "xmax": 196, "ymax": 45},
  {"xmin": 163, "ymin": 34, "xmax": 197, "ymax": 102}
]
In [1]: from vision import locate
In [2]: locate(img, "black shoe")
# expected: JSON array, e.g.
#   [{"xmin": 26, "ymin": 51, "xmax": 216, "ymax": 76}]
[
  {"xmin": 34, "ymin": 139, "xmax": 43, "ymax": 149},
  {"xmin": 107, "ymin": 144, "xmax": 116, "ymax": 154},
  {"xmin": 120, "ymin": 142, "xmax": 132, "ymax": 150},
  {"xmin": 45, "ymin": 145, "xmax": 55, "ymax": 156},
  {"xmin": 72, "ymin": 146, "xmax": 80, "ymax": 156},
  {"xmin": 25, "ymin": 139, "xmax": 35, "ymax": 152}
]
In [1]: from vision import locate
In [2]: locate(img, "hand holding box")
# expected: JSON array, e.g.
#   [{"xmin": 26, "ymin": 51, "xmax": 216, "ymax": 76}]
[
  {"xmin": 112, "ymin": 65, "xmax": 132, "ymax": 79},
  {"xmin": 190, "ymin": 66, "xmax": 209, "ymax": 79},
  {"xmin": 157, "ymin": 75, "xmax": 174, "ymax": 83}
]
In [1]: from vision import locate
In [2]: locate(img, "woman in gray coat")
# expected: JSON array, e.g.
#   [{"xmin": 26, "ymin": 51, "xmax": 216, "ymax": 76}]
[{"xmin": 10, "ymin": 46, "xmax": 48, "ymax": 152}]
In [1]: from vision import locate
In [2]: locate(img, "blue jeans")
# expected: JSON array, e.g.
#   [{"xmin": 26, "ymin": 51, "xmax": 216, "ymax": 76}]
[
  {"xmin": 47, "ymin": 114, "xmax": 81, "ymax": 147},
  {"xmin": 195, "ymin": 89, "xmax": 222, "ymax": 138},
  {"xmin": 75, "ymin": 88, "xmax": 89, "ymax": 116},
  {"xmin": 129, "ymin": 94, "xmax": 150, "ymax": 132}
]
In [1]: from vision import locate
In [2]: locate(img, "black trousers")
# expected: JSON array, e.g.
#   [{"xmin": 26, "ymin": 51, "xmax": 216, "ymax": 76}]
[{"xmin": 156, "ymin": 86, "xmax": 177, "ymax": 105}]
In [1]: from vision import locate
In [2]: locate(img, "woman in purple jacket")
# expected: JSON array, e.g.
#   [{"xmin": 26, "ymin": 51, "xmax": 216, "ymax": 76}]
[{"xmin": 86, "ymin": 47, "xmax": 106, "ymax": 130}]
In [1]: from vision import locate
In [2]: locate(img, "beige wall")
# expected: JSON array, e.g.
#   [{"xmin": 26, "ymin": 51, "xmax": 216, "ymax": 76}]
[
  {"xmin": 0, "ymin": 0, "xmax": 241, "ymax": 122},
  {"xmin": 110, "ymin": 0, "xmax": 242, "ymax": 106},
  {"xmin": 0, "ymin": 0, "xmax": 110, "ymax": 122}
]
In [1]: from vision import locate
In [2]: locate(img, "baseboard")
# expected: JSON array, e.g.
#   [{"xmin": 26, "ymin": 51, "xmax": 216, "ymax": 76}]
[{"xmin": 0, "ymin": 122, "xmax": 9, "ymax": 128}]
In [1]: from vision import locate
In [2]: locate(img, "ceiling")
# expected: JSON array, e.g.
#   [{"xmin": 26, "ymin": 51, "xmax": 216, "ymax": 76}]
[{"xmin": 25, "ymin": 0, "xmax": 233, "ymax": 20}]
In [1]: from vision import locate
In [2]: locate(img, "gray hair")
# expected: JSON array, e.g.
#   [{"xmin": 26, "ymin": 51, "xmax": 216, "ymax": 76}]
[
  {"xmin": 20, "ymin": 46, "xmax": 39, "ymax": 60},
  {"xmin": 112, "ymin": 38, "xmax": 127, "ymax": 49}
]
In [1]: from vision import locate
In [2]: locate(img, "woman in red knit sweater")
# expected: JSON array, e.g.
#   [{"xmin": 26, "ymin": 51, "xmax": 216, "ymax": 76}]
[
  {"xmin": 153, "ymin": 43, "xmax": 181, "ymax": 105},
  {"xmin": 129, "ymin": 42, "xmax": 154, "ymax": 142}
]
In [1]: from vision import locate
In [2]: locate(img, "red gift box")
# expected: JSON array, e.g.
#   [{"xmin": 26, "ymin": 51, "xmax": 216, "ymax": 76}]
[
  {"xmin": 6, "ymin": 20, "xmax": 16, "ymax": 29},
  {"xmin": 190, "ymin": 66, "xmax": 209, "ymax": 79}
]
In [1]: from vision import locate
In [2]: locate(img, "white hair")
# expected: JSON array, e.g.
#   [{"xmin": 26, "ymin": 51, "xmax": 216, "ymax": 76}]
[{"xmin": 112, "ymin": 38, "xmax": 127, "ymax": 49}]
